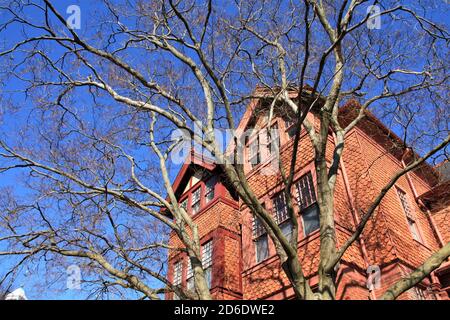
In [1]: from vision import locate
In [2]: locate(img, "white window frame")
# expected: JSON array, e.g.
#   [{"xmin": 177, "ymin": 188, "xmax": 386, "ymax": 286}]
[{"xmin": 202, "ymin": 241, "xmax": 213, "ymax": 288}]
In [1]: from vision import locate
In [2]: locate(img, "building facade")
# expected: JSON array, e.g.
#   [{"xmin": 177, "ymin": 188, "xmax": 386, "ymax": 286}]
[{"xmin": 165, "ymin": 94, "xmax": 450, "ymax": 300}]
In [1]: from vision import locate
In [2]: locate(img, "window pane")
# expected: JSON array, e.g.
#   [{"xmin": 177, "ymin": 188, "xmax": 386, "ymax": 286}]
[
  {"xmin": 296, "ymin": 172, "xmax": 317, "ymax": 210},
  {"xmin": 205, "ymin": 267, "xmax": 212, "ymax": 288},
  {"xmin": 285, "ymin": 117, "xmax": 299, "ymax": 139},
  {"xmin": 397, "ymin": 188, "xmax": 415, "ymax": 220},
  {"xmin": 192, "ymin": 203, "xmax": 200, "ymax": 214},
  {"xmin": 202, "ymin": 241, "xmax": 213, "ymax": 268},
  {"xmin": 205, "ymin": 177, "xmax": 216, "ymax": 203},
  {"xmin": 287, "ymin": 124, "xmax": 297, "ymax": 138},
  {"xmin": 192, "ymin": 188, "xmax": 201, "ymax": 214},
  {"xmin": 249, "ymin": 135, "xmax": 261, "ymax": 167},
  {"xmin": 302, "ymin": 203, "xmax": 320, "ymax": 236},
  {"xmin": 267, "ymin": 123, "xmax": 280, "ymax": 156},
  {"xmin": 398, "ymin": 188, "xmax": 422, "ymax": 242},
  {"xmin": 201, "ymin": 241, "xmax": 213, "ymax": 288},
  {"xmin": 408, "ymin": 218, "xmax": 422, "ymax": 242},
  {"xmin": 253, "ymin": 215, "xmax": 266, "ymax": 238},
  {"xmin": 280, "ymin": 220, "xmax": 293, "ymax": 242},
  {"xmin": 273, "ymin": 192, "xmax": 289, "ymax": 224},
  {"xmin": 173, "ymin": 261, "xmax": 182, "ymax": 286},
  {"xmin": 187, "ymin": 277, "xmax": 195, "ymax": 291},
  {"xmin": 180, "ymin": 199, "xmax": 188, "ymax": 212},
  {"xmin": 414, "ymin": 287, "xmax": 427, "ymax": 300},
  {"xmin": 255, "ymin": 234, "xmax": 269, "ymax": 263},
  {"xmin": 186, "ymin": 260, "xmax": 193, "ymax": 279}
]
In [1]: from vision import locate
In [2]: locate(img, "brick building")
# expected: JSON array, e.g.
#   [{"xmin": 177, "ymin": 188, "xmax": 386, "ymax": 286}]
[{"xmin": 165, "ymin": 91, "xmax": 450, "ymax": 300}]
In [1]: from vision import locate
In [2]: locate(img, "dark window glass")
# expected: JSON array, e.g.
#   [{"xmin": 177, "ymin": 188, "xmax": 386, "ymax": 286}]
[
  {"xmin": 248, "ymin": 135, "xmax": 261, "ymax": 168},
  {"xmin": 280, "ymin": 220, "xmax": 293, "ymax": 242},
  {"xmin": 295, "ymin": 172, "xmax": 320, "ymax": 236},
  {"xmin": 273, "ymin": 192, "xmax": 289, "ymax": 224},
  {"xmin": 253, "ymin": 215, "xmax": 266, "ymax": 238},
  {"xmin": 255, "ymin": 234, "xmax": 269, "ymax": 263},
  {"xmin": 295, "ymin": 172, "xmax": 317, "ymax": 210},
  {"xmin": 285, "ymin": 118, "xmax": 297, "ymax": 138},
  {"xmin": 180, "ymin": 198, "xmax": 188, "ymax": 212},
  {"xmin": 267, "ymin": 123, "xmax": 280, "ymax": 156},
  {"xmin": 302, "ymin": 204, "xmax": 320, "ymax": 236},
  {"xmin": 205, "ymin": 177, "xmax": 216, "ymax": 204}
]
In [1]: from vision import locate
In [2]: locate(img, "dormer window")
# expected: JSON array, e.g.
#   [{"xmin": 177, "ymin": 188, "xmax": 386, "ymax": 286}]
[
  {"xmin": 285, "ymin": 118, "xmax": 297, "ymax": 139},
  {"xmin": 272, "ymin": 191, "xmax": 293, "ymax": 241},
  {"xmin": 177, "ymin": 174, "xmax": 218, "ymax": 216},
  {"xmin": 180, "ymin": 198, "xmax": 188, "ymax": 212},
  {"xmin": 191, "ymin": 188, "xmax": 201, "ymax": 215},
  {"xmin": 205, "ymin": 176, "xmax": 216, "ymax": 204},
  {"xmin": 267, "ymin": 123, "xmax": 280, "ymax": 157},
  {"xmin": 248, "ymin": 134, "xmax": 261, "ymax": 168},
  {"xmin": 295, "ymin": 171, "xmax": 320, "ymax": 236},
  {"xmin": 396, "ymin": 187, "xmax": 423, "ymax": 243}
]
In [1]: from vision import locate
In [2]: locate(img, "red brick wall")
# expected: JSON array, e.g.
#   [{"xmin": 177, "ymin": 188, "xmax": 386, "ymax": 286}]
[
  {"xmin": 347, "ymin": 129, "xmax": 440, "ymax": 267},
  {"xmin": 433, "ymin": 207, "xmax": 450, "ymax": 243},
  {"xmin": 167, "ymin": 195, "xmax": 242, "ymax": 299},
  {"xmin": 167, "ymin": 109, "xmax": 446, "ymax": 300},
  {"xmin": 238, "ymin": 115, "xmax": 443, "ymax": 300}
]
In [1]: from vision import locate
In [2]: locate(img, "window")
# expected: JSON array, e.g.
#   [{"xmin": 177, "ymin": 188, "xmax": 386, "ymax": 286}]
[
  {"xmin": 295, "ymin": 172, "xmax": 320, "ymax": 236},
  {"xmin": 248, "ymin": 134, "xmax": 261, "ymax": 168},
  {"xmin": 253, "ymin": 215, "xmax": 269, "ymax": 263},
  {"xmin": 180, "ymin": 198, "xmax": 188, "ymax": 212},
  {"xmin": 280, "ymin": 220, "xmax": 293, "ymax": 242},
  {"xmin": 255, "ymin": 234, "xmax": 269, "ymax": 263},
  {"xmin": 202, "ymin": 241, "xmax": 213, "ymax": 288},
  {"xmin": 173, "ymin": 260, "xmax": 183, "ymax": 300},
  {"xmin": 191, "ymin": 188, "xmax": 201, "ymax": 215},
  {"xmin": 272, "ymin": 192, "xmax": 293, "ymax": 241},
  {"xmin": 407, "ymin": 218, "xmax": 422, "ymax": 242},
  {"xmin": 173, "ymin": 261, "xmax": 182, "ymax": 286},
  {"xmin": 173, "ymin": 261, "xmax": 183, "ymax": 300},
  {"xmin": 302, "ymin": 205, "xmax": 320, "ymax": 236},
  {"xmin": 205, "ymin": 177, "xmax": 216, "ymax": 204},
  {"xmin": 186, "ymin": 261, "xmax": 194, "ymax": 291},
  {"xmin": 397, "ymin": 188, "xmax": 414, "ymax": 219},
  {"xmin": 413, "ymin": 286, "xmax": 428, "ymax": 300},
  {"xmin": 296, "ymin": 172, "xmax": 317, "ymax": 210},
  {"xmin": 253, "ymin": 213, "xmax": 266, "ymax": 238},
  {"xmin": 267, "ymin": 123, "xmax": 280, "ymax": 157},
  {"xmin": 285, "ymin": 118, "xmax": 297, "ymax": 139},
  {"xmin": 273, "ymin": 192, "xmax": 289, "ymax": 224},
  {"xmin": 397, "ymin": 188, "xmax": 423, "ymax": 243},
  {"xmin": 437, "ymin": 271, "xmax": 450, "ymax": 298}
]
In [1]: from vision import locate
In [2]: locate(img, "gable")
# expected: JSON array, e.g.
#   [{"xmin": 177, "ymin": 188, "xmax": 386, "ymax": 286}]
[{"xmin": 171, "ymin": 151, "xmax": 216, "ymax": 199}]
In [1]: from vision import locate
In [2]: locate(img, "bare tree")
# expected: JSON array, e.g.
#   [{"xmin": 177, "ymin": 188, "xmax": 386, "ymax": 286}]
[
  {"xmin": 0, "ymin": 286, "xmax": 8, "ymax": 300},
  {"xmin": 0, "ymin": 0, "xmax": 448, "ymax": 300}
]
